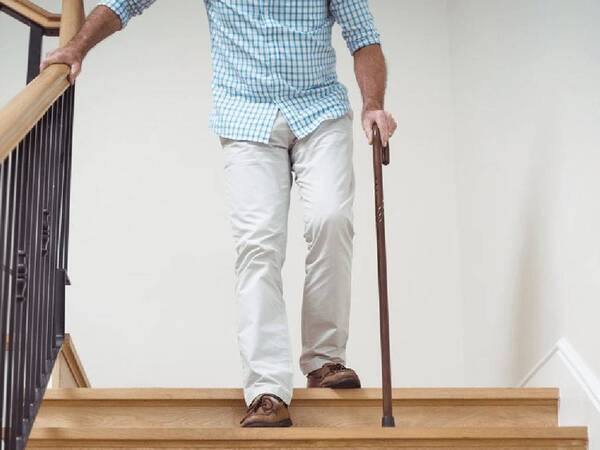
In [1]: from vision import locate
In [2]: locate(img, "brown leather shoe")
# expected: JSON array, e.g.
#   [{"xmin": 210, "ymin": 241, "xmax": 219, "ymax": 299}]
[
  {"xmin": 306, "ymin": 362, "xmax": 361, "ymax": 388},
  {"xmin": 240, "ymin": 393, "xmax": 293, "ymax": 427}
]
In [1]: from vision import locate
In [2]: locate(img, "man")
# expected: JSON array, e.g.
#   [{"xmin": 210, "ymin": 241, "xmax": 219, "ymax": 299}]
[{"xmin": 42, "ymin": 0, "xmax": 396, "ymax": 427}]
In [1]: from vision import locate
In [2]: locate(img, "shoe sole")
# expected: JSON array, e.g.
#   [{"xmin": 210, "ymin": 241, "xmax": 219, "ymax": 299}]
[
  {"xmin": 321, "ymin": 379, "xmax": 361, "ymax": 389},
  {"xmin": 242, "ymin": 418, "xmax": 293, "ymax": 428}
]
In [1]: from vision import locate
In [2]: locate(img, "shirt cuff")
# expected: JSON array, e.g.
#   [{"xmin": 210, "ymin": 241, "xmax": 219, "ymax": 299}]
[
  {"xmin": 347, "ymin": 31, "xmax": 382, "ymax": 55},
  {"xmin": 97, "ymin": 0, "xmax": 133, "ymax": 27}
]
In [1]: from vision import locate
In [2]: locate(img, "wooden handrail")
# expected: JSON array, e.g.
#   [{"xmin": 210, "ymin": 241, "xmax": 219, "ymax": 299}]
[
  {"xmin": 0, "ymin": 0, "xmax": 60, "ymax": 30},
  {"xmin": 59, "ymin": 0, "xmax": 84, "ymax": 47},
  {"xmin": 0, "ymin": 0, "xmax": 84, "ymax": 162}
]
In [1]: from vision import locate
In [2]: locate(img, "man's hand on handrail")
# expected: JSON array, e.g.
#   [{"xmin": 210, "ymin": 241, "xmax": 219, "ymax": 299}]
[
  {"xmin": 40, "ymin": 5, "xmax": 122, "ymax": 84},
  {"xmin": 40, "ymin": 46, "xmax": 84, "ymax": 84}
]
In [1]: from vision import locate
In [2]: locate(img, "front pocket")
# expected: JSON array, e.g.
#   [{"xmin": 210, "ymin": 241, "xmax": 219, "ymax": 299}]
[{"xmin": 268, "ymin": 0, "xmax": 329, "ymax": 32}]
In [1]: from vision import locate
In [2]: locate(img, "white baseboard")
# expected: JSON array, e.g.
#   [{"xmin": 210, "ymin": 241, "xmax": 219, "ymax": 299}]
[{"xmin": 519, "ymin": 337, "xmax": 599, "ymax": 449}]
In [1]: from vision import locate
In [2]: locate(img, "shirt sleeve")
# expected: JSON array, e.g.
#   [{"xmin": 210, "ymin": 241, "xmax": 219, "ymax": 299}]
[
  {"xmin": 330, "ymin": 0, "xmax": 381, "ymax": 55},
  {"xmin": 97, "ymin": 0, "xmax": 157, "ymax": 28}
]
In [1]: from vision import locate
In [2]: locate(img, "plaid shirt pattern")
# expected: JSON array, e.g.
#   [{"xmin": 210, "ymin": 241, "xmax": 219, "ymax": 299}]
[{"xmin": 98, "ymin": 0, "xmax": 381, "ymax": 142}]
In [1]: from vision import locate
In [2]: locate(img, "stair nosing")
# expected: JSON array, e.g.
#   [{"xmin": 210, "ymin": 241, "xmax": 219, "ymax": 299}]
[{"xmin": 28, "ymin": 426, "xmax": 588, "ymax": 442}]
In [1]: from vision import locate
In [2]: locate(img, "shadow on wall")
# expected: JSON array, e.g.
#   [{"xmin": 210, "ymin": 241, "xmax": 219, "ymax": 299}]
[{"xmin": 511, "ymin": 109, "xmax": 561, "ymax": 383}]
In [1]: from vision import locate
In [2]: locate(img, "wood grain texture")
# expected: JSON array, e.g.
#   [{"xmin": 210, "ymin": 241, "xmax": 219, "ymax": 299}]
[
  {"xmin": 0, "ymin": 0, "xmax": 60, "ymax": 29},
  {"xmin": 42, "ymin": 387, "xmax": 560, "ymax": 403},
  {"xmin": 34, "ymin": 404, "xmax": 559, "ymax": 429},
  {"xmin": 26, "ymin": 426, "xmax": 588, "ymax": 448},
  {"xmin": 58, "ymin": 0, "xmax": 84, "ymax": 47},
  {"xmin": 51, "ymin": 334, "xmax": 91, "ymax": 388},
  {"xmin": 51, "ymin": 353, "xmax": 78, "ymax": 388},
  {"xmin": 35, "ymin": 388, "xmax": 559, "ymax": 429},
  {"xmin": 0, "ymin": 0, "xmax": 84, "ymax": 161},
  {"xmin": 28, "ymin": 447, "xmax": 588, "ymax": 450}
]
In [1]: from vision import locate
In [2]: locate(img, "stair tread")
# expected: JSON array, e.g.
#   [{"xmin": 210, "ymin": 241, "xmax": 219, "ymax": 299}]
[
  {"xmin": 29, "ymin": 426, "xmax": 588, "ymax": 440},
  {"xmin": 43, "ymin": 387, "xmax": 559, "ymax": 402}
]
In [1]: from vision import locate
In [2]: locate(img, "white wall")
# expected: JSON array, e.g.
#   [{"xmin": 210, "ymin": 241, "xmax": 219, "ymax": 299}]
[
  {"xmin": 0, "ymin": 1, "xmax": 464, "ymax": 388},
  {"xmin": 0, "ymin": 8, "xmax": 30, "ymax": 104},
  {"xmin": 448, "ymin": 3, "xmax": 600, "ymax": 442},
  {"xmin": 448, "ymin": 0, "xmax": 600, "ymax": 386}
]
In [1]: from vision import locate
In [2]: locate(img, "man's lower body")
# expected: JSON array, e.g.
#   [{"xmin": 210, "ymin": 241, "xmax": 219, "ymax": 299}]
[{"xmin": 221, "ymin": 111, "xmax": 358, "ymax": 425}]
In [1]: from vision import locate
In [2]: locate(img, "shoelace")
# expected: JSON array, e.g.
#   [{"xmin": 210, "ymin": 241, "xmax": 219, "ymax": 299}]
[
  {"xmin": 325, "ymin": 363, "xmax": 348, "ymax": 373},
  {"xmin": 240, "ymin": 394, "xmax": 275, "ymax": 424},
  {"xmin": 308, "ymin": 363, "xmax": 350, "ymax": 379}
]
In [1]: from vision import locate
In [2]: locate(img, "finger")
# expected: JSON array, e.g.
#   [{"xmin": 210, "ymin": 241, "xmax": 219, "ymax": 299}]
[
  {"xmin": 40, "ymin": 54, "xmax": 53, "ymax": 71},
  {"xmin": 389, "ymin": 117, "xmax": 398, "ymax": 136},
  {"xmin": 386, "ymin": 112, "xmax": 396, "ymax": 130},
  {"xmin": 40, "ymin": 52, "xmax": 60, "ymax": 72},
  {"xmin": 376, "ymin": 116, "xmax": 390, "ymax": 146},
  {"xmin": 382, "ymin": 112, "xmax": 396, "ymax": 139},
  {"xmin": 363, "ymin": 117, "xmax": 374, "ymax": 144},
  {"xmin": 69, "ymin": 62, "xmax": 81, "ymax": 84}
]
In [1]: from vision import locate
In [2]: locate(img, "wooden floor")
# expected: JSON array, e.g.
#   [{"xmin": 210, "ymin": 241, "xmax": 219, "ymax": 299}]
[{"xmin": 28, "ymin": 387, "xmax": 588, "ymax": 449}]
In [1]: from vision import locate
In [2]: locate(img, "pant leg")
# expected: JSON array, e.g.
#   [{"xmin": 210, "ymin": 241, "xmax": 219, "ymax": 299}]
[
  {"xmin": 290, "ymin": 113, "xmax": 355, "ymax": 376},
  {"xmin": 221, "ymin": 114, "xmax": 296, "ymax": 405}
]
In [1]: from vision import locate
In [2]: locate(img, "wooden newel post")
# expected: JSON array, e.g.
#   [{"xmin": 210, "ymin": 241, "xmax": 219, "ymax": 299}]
[{"xmin": 372, "ymin": 124, "xmax": 395, "ymax": 427}]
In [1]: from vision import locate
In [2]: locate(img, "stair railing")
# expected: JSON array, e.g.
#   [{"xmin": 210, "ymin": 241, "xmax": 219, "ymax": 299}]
[{"xmin": 0, "ymin": 1, "xmax": 84, "ymax": 449}]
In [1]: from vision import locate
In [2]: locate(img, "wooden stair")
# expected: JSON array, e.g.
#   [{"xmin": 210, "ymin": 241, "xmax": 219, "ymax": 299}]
[{"xmin": 29, "ymin": 387, "xmax": 588, "ymax": 449}]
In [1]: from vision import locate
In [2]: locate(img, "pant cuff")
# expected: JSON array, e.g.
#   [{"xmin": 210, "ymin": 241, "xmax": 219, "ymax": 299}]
[
  {"xmin": 244, "ymin": 384, "xmax": 293, "ymax": 407},
  {"xmin": 300, "ymin": 355, "xmax": 345, "ymax": 376}
]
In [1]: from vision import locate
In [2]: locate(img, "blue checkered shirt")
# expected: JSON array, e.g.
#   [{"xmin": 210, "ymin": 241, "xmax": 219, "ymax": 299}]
[{"xmin": 98, "ymin": 0, "xmax": 381, "ymax": 143}]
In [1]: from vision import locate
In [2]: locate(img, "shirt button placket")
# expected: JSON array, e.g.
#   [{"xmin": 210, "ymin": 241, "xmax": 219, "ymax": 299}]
[{"xmin": 263, "ymin": 0, "xmax": 277, "ymax": 99}]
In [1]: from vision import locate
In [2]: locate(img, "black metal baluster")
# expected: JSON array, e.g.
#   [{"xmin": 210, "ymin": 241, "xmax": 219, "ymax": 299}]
[
  {"xmin": 0, "ymin": 148, "xmax": 14, "ymax": 449},
  {"xmin": 3, "ymin": 151, "xmax": 13, "ymax": 448},
  {"xmin": 26, "ymin": 25, "xmax": 43, "ymax": 84},
  {"xmin": 0, "ymin": 160, "xmax": 5, "ymax": 450},
  {"xmin": 12, "ymin": 131, "xmax": 33, "ymax": 446},
  {"xmin": 23, "ymin": 121, "xmax": 39, "ymax": 426},
  {"xmin": 39, "ymin": 104, "xmax": 54, "ymax": 387},
  {"xmin": 4, "ymin": 145, "xmax": 20, "ymax": 449},
  {"xmin": 29, "ymin": 113, "xmax": 47, "ymax": 420},
  {"xmin": 48, "ymin": 99, "xmax": 61, "ymax": 369},
  {"xmin": 52, "ymin": 93, "xmax": 67, "ymax": 348},
  {"xmin": 38, "ymin": 105, "xmax": 52, "ymax": 404},
  {"xmin": 46, "ymin": 99, "xmax": 62, "ymax": 369},
  {"xmin": 61, "ymin": 87, "xmax": 75, "ymax": 272},
  {"xmin": 15, "ymin": 123, "xmax": 37, "ymax": 447}
]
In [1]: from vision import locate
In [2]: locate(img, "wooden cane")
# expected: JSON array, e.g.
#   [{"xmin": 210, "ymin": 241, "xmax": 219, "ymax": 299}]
[{"xmin": 372, "ymin": 123, "xmax": 395, "ymax": 427}]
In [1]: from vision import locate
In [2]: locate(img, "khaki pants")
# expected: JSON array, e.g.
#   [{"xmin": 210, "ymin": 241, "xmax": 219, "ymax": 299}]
[{"xmin": 221, "ymin": 111, "xmax": 355, "ymax": 406}]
